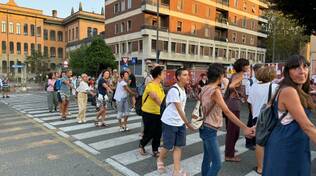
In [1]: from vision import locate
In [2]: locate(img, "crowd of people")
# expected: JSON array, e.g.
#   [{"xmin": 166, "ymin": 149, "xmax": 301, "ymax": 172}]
[{"xmin": 42, "ymin": 55, "xmax": 316, "ymax": 176}]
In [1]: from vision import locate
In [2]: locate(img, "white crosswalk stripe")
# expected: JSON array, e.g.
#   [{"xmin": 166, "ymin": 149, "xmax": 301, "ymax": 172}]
[{"xmin": 3, "ymin": 93, "xmax": 316, "ymax": 176}]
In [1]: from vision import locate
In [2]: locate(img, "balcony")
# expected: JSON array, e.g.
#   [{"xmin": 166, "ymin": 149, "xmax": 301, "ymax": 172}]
[
  {"xmin": 216, "ymin": 17, "xmax": 228, "ymax": 24},
  {"xmin": 141, "ymin": 24, "xmax": 168, "ymax": 32},
  {"xmin": 258, "ymin": 27, "xmax": 268, "ymax": 34},
  {"xmin": 217, "ymin": 0, "xmax": 229, "ymax": 6},
  {"xmin": 142, "ymin": 0, "xmax": 170, "ymax": 9},
  {"xmin": 214, "ymin": 36, "xmax": 228, "ymax": 42},
  {"xmin": 257, "ymin": 41, "xmax": 267, "ymax": 48}
]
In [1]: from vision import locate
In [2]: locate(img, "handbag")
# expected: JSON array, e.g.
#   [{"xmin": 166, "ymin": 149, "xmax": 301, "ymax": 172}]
[{"xmin": 191, "ymin": 87, "xmax": 217, "ymax": 129}]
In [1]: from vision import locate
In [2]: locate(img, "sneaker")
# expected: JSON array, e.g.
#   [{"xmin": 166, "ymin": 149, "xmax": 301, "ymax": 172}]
[
  {"xmin": 83, "ymin": 119, "xmax": 87, "ymax": 123},
  {"xmin": 119, "ymin": 127, "xmax": 125, "ymax": 132},
  {"xmin": 130, "ymin": 108, "xmax": 135, "ymax": 112},
  {"xmin": 68, "ymin": 112, "xmax": 71, "ymax": 115},
  {"xmin": 124, "ymin": 127, "xmax": 129, "ymax": 131},
  {"xmin": 78, "ymin": 121, "xmax": 82, "ymax": 124}
]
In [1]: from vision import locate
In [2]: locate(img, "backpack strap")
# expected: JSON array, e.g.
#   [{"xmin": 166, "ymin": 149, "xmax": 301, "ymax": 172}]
[
  {"xmin": 166, "ymin": 86, "xmax": 180, "ymax": 107},
  {"xmin": 267, "ymin": 83, "xmax": 273, "ymax": 102}
]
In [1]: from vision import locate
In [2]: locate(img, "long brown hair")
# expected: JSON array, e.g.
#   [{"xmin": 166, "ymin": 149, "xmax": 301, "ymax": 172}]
[{"xmin": 279, "ymin": 55, "xmax": 315, "ymax": 109}]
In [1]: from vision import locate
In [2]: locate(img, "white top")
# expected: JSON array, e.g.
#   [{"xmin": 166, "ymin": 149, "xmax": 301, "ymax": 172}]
[
  {"xmin": 76, "ymin": 81, "xmax": 90, "ymax": 93},
  {"xmin": 247, "ymin": 82, "xmax": 279, "ymax": 119},
  {"xmin": 161, "ymin": 84, "xmax": 187, "ymax": 127},
  {"xmin": 114, "ymin": 80, "xmax": 128, "ymax": 101},
  {"xmin": 0, "ymin": 78, "xmax": 2, "ymax": 87},
  {"xmin": 245, "ymin": 76, "xmax": 258, "ymax": 96}
]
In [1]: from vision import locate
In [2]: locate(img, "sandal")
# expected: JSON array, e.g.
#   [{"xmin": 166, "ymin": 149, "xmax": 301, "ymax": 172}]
[
  {"xmin": 102, "ymin": 123, "xmax": 108, "ymax": 127},
  {"xmin": 153, "ymin": 151, "xmax": 160, "ymax": 157},
  {"xmin": 173, "ymin": 169, "xmax": 189, "ymax": 176},
  {"xmin": 139, "ymin": 147, "xmax": 147, "ymax": 156},
  {"xmin": 156, "ymin": 160, "xmax": 166, "ymax": 173},
  {"xmin": 95, "ymin": 121, "xmax": 103, "ymax": 127},
  {"xmin": 60, "ymin": 117, "xmax": 66, "ymax": 121},
  {"xmin": 225, "ymin": 156, "xmax": 241, "ymax": 162},
  {"xmin": 253, "ymin": 167, "xmax": 262, "ymax": 175}
]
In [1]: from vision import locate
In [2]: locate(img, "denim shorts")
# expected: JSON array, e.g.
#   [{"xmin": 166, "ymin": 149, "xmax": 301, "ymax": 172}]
[
  {"xmin": 162, "ymin": 122, "xmax": 186, "ymax": 150},
  {"xmin": 117, "ymin": 97, "xmax": 129, "ymax": 119}
]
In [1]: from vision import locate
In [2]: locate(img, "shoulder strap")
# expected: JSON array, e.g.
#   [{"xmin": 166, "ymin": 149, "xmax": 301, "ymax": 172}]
[{"xmin": 267, "ymin": 83, "xmax": 273, "ymax": 103}]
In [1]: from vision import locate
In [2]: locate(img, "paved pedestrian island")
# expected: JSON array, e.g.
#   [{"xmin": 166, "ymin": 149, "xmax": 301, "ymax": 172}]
[{"xmin": 2, "ymin": 92, "xmax": 316, "ymax": 176}]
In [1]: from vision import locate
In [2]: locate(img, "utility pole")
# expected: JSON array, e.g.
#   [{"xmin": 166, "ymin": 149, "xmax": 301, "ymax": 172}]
[
  {"xmin": 156, "ymin": 0, "xmax": 160, "ymax": 64},
  {"xmin": 272, "ymin": 17, "xmax": 276, "ymax": 63}
]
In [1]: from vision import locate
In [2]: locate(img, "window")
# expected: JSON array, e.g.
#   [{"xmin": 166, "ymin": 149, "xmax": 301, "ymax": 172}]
[
  {"xmin": 191, "ymin": 24, "xmax": 197, "ymax": 35},
  {"xmin": 50, "ymin": 30, "xmax": 56, "ymax": 41},
  {"xmin": 205, "ymin": 27, "xmax": 210, "ymax": 37},
  {"xmin": 44, "ymin": 46, "xmax": 48, "ymax": 57},
  {"xmin": 171, "ymin": 42, "xmax": 176, "ymax": 52},
  {"xmin": 93, "ymin": 28, "xmax": 97, "ymax": 36},
  {"xmin": 193, "ymin": 4, "xmax": 198, "ymax": 14},
  {"xmin": 121, "ymin": 22, "xmax": 125, "ymax": 33},
  {"xmin": 76, "ymin": 27, "xmax": 79, "ymax": 39},
  {"xmin": 215, "ymin": 48, "xmax": 219, "ymax": 57},
  {"xmin": 243, "ymin": 1, "xmax": 247, "ymax": 11},
  {"xmin": 250, "ymin": 36, "xmax": 254, "ymax": 45},
  {"xmin": 181, "ymin": 43, "xmax": 186, "ymax": 54},
  {"xmin": 23, "ymin": 24, "xmax": 28, "ymax": 35},
  {"xmin": 127, "ymin": 20, "xmax": 132, "ymax": 32},
  {"xmin": 57, "ymin": 31, "xmax": 63, "ymax": 41},
  {"xmin": 121, "ymin": 43, "xmax": 126, "ymax": 53},
  {"xmin": 44, "ymin": 30, "xmax": 48, "ymax": 40},
  {"xmin": 128, "ymin": 42, "xmax": 132, "ymax": 53},
  {"xmin": 177, "ymin": 0, "xmax": 183, "ymax": 10},
  {"xmin": 24, "ymin": 43, "xmax": 28, "ymax": 55},
  {"xmin": 163, "ymin": 41, "xmax": 168, "ymax": 52},
  {"xmin": 2, "ymin": 41, "xmax": 6, "ymax": 53},
  {"xmin": 127, "ymin": 0, "xmax": 132, "ymax": 9},
  {"xmin": 10, "ymin": 42, "xmax": 14, "ymax": 54},
  {"xmin": 139, "ymin": 40, "xmax": 143, "ymax": 51},
  {"xmin": 30, "ymin": 24, "xmax": 35, "ymax": 36},
  {"xmin": 37, "ymin": 26, "xmax": 41, "ymax": 37},
  {"xmin": 37, "ymin": 44, "xmax": 41, "ymax": 53},
  {"xmin": 121, "ymin": 0, "xmax": 125, "ymax": 11},
  {"xmin": 72, "ymin": 29, "xmax": 74, "ymax": 40},
  {"xmin": 242, "ymin": 17, "xmax": 247, "ymax": 28},
  {"xmin": 207, "ymin": 7, "xmax": 211, "ymax": 17},
  {"xmin": 232, "ymin": 32, "xmax": 237, "ymax": 42},
  {"xmin": 151, "ymin": 40, "xmax": 156, "ymax": 51},
  {"xmin": 115, "ymin": 44, "xmax": 119, "ymax": 54},
  {"xmin": 189, "ymin": 44, "xmax": 197, "ymax": 55},
  {"xmin": 177, "ymin": 21, "xmax": 182, "ymax": 32},
  {"xmin": 9, "ymin": 22, "xmax": 13, "ymax": 33},
  {"xmin": 114, "ymin": 3, "xmax": 120, "ymax": 14},
  {"xmin": 58, "ymin": 48, "xmax": 63, "ymax": 58},
  {"xmin": 250, "ymin": 20, "xmax": 255, "ymax": 30},
  {"xmin": 115, "ymin": 24, "xmax": 119, "ymax": 34},
  {"xmin": 2, "ymin": 21, "xmax": 6, "ymax": 33},
  {"xmin": 16, "ymin": 23, "xmax": 21, "ymax": 34},
  {"xmin": 17, "ymin": 42, "xmax": 21, "ymax": 54},
  {"xmin": 242, "ymin": 34, "xmax": 246, "ymax": 43},
  {"xmin": 68, "ymin": 29, "xmax": 71, "ymax": 40},
  {"xmin": 234, "ymin": 16, "xmax": 237, "ymax": 24},
  {"xmin": 31, "ymin": 43, "xmax": 35, "ymax": 53},
  {"xmin": 87, "ymin": 27, "xmax": 92, "ymax": 37},
  {"xmin": 234, "ymin": 0, "xmax": 238, "ymax": 7},
  {"xmin": 65, "ymin": 31, "xmax": 68, "ymax": 42},
  {"xmin": 50, "ymin": 47, "xmax": 56, "ymax": 57}
]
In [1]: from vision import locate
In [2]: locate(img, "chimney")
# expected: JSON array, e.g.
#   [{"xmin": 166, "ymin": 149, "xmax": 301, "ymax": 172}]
[{"xmin": 52, "ymin": 10, "xmax": 57, "ymax": 18}]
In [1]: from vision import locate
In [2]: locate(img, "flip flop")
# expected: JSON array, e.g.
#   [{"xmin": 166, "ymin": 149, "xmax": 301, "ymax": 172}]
[
  {"xmin": 253, "ymin": 167, "xmax": 262, "ymax": 175},
  {"xmin": 225, "ymin": 156, "xmax": 241, "ymax": 162}
]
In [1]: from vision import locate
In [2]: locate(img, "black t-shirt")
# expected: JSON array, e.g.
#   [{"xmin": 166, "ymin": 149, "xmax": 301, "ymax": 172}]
[
  {"xmin": 98, "ymin": 78, "xmax": 107, "ymax": 95},
  {"xmin": 129, "ymin": 74, "xmax": 136, "ymax": 88}
]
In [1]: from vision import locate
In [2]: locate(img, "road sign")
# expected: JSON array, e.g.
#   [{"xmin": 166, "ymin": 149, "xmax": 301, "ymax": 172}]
[
  {"xmin": 11, "ymin": 64, "xmax": 24, "ymax": 68},
  {"xmin": 131, "ymin": 57, "xmax": 137, "ymax": 65}
]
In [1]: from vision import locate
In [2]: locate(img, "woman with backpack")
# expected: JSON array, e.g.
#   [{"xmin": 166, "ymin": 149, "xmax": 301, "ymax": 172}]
[
  {"xmin": 247, "ymin": 66, "xmax": 278, "ymax": 174},
  {"xmin": 139, "ymin": 66, "xmax": 165, "ymax": 157},
  {"xmin": 47, "ymin": 72, "xmax": 58, "ymax": 112},
  {"xmin": 263, "ymin": 55, "xmax": 316, "ymax": 176},
  {"xmin": 199, "ymin": 63, "xmax": 254, "ymax": 176}
]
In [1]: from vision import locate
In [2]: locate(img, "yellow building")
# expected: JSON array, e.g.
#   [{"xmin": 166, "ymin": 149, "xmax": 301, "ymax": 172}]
[{"xmin": 0, "ymin": 0, "xmax": 105, "ymax": 78}]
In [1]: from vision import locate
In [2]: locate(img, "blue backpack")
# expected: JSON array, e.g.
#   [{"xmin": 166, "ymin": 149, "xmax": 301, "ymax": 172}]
[{"xmin": 54, "ymin": 79, "xmax": 62, "ymax": 91}]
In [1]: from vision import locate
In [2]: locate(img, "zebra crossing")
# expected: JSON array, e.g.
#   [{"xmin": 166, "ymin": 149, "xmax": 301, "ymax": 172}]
[{"xmin": 2, "ymin": 93, "xmax": 316, "ymax": 176}]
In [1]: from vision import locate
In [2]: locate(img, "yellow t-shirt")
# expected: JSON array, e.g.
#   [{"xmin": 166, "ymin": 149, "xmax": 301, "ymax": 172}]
[{"xmin": 141, "ymin": 82, "xmax": 165, "ymax": 115}]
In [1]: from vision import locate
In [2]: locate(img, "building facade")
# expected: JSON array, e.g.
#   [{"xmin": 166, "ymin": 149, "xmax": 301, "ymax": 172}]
[
  {"xmin": 0, "ymin": 0, "xmax": 105, "ymax": 78},
  {"xmin": 105, "ymin": 0, "xmax": 268, "ymax": 75}
]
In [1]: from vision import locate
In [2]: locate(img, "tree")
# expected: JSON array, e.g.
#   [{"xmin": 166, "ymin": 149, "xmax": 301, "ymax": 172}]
[
  {"xmin": 25, "ymin": 50, "xmax": 49, "ymax": 82},
  {"xmin": 85, "ymin": 36, "xmax": 117, "ymax": 76},
  {"xmin": 69, "ymin": 36, "xmax": 117, "ymax": 76},
  {"xmin": 265, "ymin": 10, "xmax": 310, "ymax": 63},
  {"xmin": 269, "ymin": 0, "xmax": 316, "ymax": 35}
]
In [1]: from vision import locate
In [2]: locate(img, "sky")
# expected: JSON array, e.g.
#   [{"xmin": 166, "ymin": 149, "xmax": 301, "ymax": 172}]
[{"xmin": 0, "ymin": 0, "xmax": 104, "ymax": 18}]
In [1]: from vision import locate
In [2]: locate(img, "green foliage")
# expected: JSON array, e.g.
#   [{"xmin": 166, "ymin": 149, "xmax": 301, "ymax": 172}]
[
  {"xmin": 25, "ymin": 50, "xmax": 49, "ymax": 83},
  {"xmin": 69, "ymin": 36, "xmax": 117, "ymax": 76},
  {"xmin": 265, "ymin": 10, "xmax": 310, "ymax": 63},
  {"xmin": 269, "ymin": 0, "xmax": 316, "ymax": 35}
]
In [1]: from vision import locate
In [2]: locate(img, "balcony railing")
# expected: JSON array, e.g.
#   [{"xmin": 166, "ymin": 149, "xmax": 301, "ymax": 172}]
[
  {"xmin": 257, "ymin": 42, "xmax": 267, "ymax": 48},
  {"xmin": 217, "ymin": 0, "xmax": 229, "ymax": 6},
  {"xmin": 141, "ymin": 24, "xmax": 168, "ymax": 32},
  {"xmin": 216, "ymin": 17, "xmax": 228, "ymax": 24},
  {"xmin": 142, "ymin": 0, "xmax": 170, "ymax": 8},
  {"xmin": 214, "ymin": 36, "xmax": 228, "ymax": 42},
  {"xmin": 258, "ymin": 28, "xmax": 268, "ymax": 34}
]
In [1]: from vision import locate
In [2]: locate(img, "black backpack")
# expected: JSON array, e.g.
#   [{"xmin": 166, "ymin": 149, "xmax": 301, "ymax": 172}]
[
  {"xmin": 255, "ymin": 84, "xmax": 288, "ymax": 146},
  {"xmin": 160, "ymin": 86, "xmax": 180, "ymax": 116},
  {"xmin": 135, "ymin": 77, "xmax": 147, "ymax": 116}
]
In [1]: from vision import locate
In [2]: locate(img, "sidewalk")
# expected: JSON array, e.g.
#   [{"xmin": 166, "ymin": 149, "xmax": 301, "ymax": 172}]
[{"xmin": 0, "ymin": 101, "xmax": 122, "ymax": 176}]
